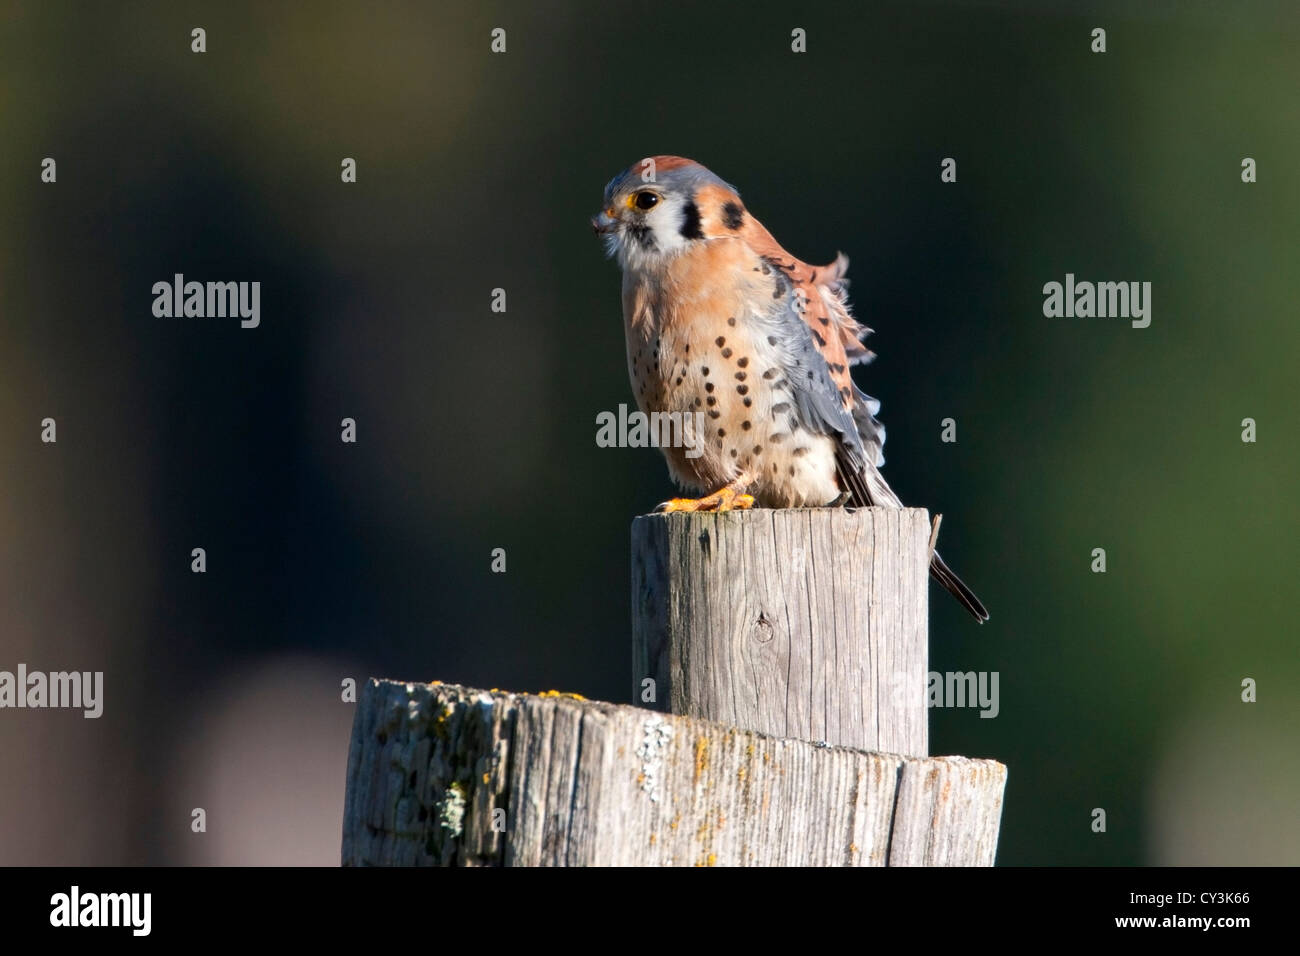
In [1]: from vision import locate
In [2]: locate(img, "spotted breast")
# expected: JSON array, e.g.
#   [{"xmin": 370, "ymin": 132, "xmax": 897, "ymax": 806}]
[{"xmin": 623, "ymin": 236, "xmax": 843, "ymax": 508}]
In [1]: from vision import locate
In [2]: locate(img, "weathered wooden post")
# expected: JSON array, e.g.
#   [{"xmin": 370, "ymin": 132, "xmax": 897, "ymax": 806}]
[
  {"xmin": 631, "ymin": 508, "xmax": 930, "ymax": 756},
  {"xmin": 342, "ymin": 507, "xmax": 1006, "ymax": 866}
]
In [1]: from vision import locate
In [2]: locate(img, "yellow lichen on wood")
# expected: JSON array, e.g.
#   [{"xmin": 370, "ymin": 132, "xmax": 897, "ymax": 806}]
[
  {"xmin": 432, "ymin": 703, "xmax": 455, "ymax": 739},
  {"xmin": 693, "ymin": 737, "xmax": 709, "ymax": 785}
]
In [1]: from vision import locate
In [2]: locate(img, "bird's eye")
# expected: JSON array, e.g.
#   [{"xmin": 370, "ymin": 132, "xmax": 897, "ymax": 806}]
[{"xmin": 632, "ymin": 191, "xmax": 660, "ymax": 211}]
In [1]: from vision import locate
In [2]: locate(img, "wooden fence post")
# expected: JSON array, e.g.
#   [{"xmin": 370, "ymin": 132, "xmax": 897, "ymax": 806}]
[
  {"xmin": 631, "ymin": 508, "xmax": 930, "ymax": 756},
  {"xmin": 342, "ymin": 506, "xmax": 1007, "ymax": 865},
  {"xmin": 342, "ymin": 680, "xmax": 1006, "ymax": 866}
]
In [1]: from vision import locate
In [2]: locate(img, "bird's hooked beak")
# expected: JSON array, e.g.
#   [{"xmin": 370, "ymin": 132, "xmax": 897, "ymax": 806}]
[{"xmin": 591, "ymin": 207, "xmax": 619, "ymax": 235}]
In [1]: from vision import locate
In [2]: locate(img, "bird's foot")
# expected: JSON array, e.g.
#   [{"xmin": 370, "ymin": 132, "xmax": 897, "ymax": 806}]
[{"xmin": 655, "ymin": 486, "xmax": 755, "ymax": 514}]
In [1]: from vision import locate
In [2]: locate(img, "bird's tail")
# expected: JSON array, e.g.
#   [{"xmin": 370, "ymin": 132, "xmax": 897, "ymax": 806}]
[
  {"xmin": 930, "ymin": 549, "xmax": 989, "ymax": 623},
  {"xmin": 836, "ymin": 454, "xmax": 989, "ymax": 623}
]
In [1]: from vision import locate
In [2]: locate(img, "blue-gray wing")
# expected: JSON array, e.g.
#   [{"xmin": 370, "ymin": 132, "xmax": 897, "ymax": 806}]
[{"xmin": 754, "ymin": 271, "xmax": 897, "ymax": 508}]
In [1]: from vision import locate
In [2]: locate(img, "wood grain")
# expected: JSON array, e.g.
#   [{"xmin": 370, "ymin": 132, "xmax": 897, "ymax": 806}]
[
  {"xmin": 342, "ymin": 680, "xmax": 1005, "ymax": 867},
  {"xmin": 631, "ymin": 508, "xmax": 931, "ymax": 756}
]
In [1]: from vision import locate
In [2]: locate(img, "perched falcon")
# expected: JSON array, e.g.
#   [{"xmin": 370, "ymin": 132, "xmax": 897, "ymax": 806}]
[{"xmin": 593, "ymin": 155, "xmax": 989, "ymax": 622}]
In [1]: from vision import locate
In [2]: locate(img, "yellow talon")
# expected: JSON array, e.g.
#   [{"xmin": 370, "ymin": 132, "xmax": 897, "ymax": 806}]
[{"xmin": 656, "ymin": 487, "xmax": 755, "ymax": 513}]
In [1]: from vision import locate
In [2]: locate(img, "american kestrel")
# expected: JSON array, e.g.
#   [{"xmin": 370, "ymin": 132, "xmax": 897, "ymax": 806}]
[{"xmin": 593, "ymin": 156, "xmax": 989, "ymax": 622}]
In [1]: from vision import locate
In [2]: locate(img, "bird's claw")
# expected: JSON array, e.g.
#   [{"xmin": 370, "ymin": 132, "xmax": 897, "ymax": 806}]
[{"xmin": 655, "ymin": 487, "xmax": 755, "ymax": 514}]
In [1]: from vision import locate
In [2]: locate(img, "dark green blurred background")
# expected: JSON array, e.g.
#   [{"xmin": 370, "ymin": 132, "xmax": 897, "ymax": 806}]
[{"xmin": 1, "ymin": 0, "xmax": 1295, "ymax": 864}]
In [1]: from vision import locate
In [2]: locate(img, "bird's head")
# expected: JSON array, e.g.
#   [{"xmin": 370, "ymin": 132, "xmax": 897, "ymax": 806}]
[{"xmin": 592, "ymin": 156, "xmax": 746, "ymax": 272}]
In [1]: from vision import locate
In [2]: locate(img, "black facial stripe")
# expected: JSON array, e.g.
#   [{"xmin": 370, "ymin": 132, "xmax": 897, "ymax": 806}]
[
  {"xmin": 679, "ymin": 200, "xmax": 704, "ymax": 240},
  {"xmin": 721, "ymin": 201, "xmax": 744, "ymax": 230},
  {"xmin": 628, "ymin": 221, "xmax": 656, "ymax": 250}
]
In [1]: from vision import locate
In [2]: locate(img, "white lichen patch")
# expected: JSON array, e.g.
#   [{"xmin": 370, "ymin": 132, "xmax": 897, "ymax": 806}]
[
  {"xmin": 636, "ymin": 717, "xmax": 674, "ymax": 804},
  {"xmin": 439, "ymin": 782, "xmax": 466, "ymax": 837}
]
